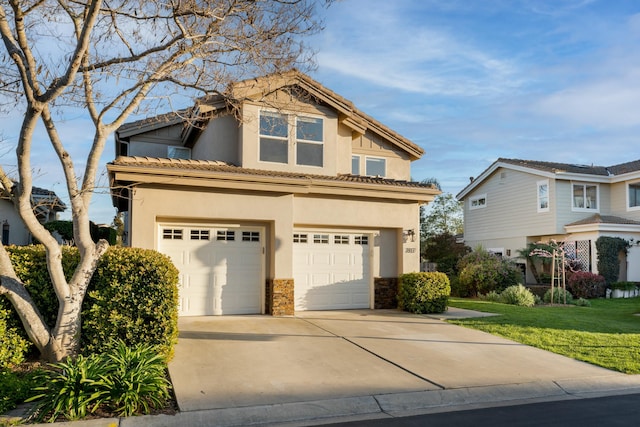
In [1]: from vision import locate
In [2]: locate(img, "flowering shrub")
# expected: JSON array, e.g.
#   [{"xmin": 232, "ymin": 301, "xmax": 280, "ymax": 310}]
[
  {"xmin": 458, "ymin": 249, "xmax": 523, "ymax": 296},
  {"xmin": 567, "ymin": 271, "xmax": 606, "ymax": 299}
]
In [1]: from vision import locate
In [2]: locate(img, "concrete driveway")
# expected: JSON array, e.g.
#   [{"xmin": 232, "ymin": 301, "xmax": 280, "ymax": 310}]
[{"xmin": 167, "ymin": 309, "xmax": 640, "ymax": 425}]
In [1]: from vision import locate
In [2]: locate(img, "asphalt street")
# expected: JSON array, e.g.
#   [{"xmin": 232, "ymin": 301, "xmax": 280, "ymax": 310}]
[{"xmin": 323, "ymin": 393, "xmax": 640, "ymax": 427}]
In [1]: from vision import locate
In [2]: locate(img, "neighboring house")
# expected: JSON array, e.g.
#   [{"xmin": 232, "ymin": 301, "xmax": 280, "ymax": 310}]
[
  {"xmin": 108, "ymin": 70, "xmax": 439, "ymax": 317},
  {"xmin": 0, "ymin": 185, "xmax": 66, "ymax": 245},
  {"xmin": 457, "ymin": 158, "xmax": 640, "ymax": 283}
]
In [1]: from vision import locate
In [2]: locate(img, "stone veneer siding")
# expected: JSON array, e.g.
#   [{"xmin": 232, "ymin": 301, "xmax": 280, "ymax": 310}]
[
  {"xmin": 267, "ymin": 278, "xmax": 294, "ymax": 316},
  {"xmin": 374, "ymin": 277, "xmax": 399, "ymax": 309}
]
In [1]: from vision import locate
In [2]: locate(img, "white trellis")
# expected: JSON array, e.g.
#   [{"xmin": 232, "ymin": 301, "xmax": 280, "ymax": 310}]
[{"xmin": 550, "ymin": 248, "xmax": 568, "ymax": 305}]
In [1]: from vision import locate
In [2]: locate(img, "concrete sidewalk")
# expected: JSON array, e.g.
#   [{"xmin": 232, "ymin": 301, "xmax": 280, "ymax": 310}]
[{"xmin": 16, "ymin": 308, "xmax": 640, "ymax": 427}]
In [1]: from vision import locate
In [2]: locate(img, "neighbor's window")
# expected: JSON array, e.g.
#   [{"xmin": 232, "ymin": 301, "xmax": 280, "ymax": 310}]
[
  {"xmin": 572, "ymin": 183, "xmax": 598, "ymax": 210},
  {"xmin": 352, "ymin": 155, "xmax": 360, "ymax": 175},
  {"xmin": 470, "ymin": 194, "xmax": 487, "ymax": 210},
  {"xmin": 629, "ymin": 182, "xmax": 640, "ymax": 209},
  {"xmin": 296, "ymin": 116, "xmax": 323, "ymax": 167},
  {"xmin": 365, "ymin": 157, "xmax": 386, "ymax": 177},
  {"xmin": 167, "ymin": 146, "xmax": 191, "ymax": 159},
  {"xmin": 537, "ymin": 180, "xmax": 549, "ymax": 212},
  {"xmin": 259, "ymin": 111, "xmax": 289, "ymax": 164}
]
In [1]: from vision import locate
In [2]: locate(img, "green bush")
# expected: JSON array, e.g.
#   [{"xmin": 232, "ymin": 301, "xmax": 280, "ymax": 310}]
[
  {"xmin": 481, "ymin": 290, "xmax": 502, "ymax": 302},
  {"xmin": 574, "ymin": 297, "xmax": 591, "ymax": 307},
  {"xmin": 28, "ymin": 341, "xmax": 171, "ymax": 422},
  {"xmin": 82, "ymin": 247, "xmax": 179, "ymax": 360},
  {"xmin": 499, "ymin": 285, "xmax": 536, "ymax": 307},
  {"xmin": 0, "ymin": 369, "xmax": 41, "ymax": 414},
  {"xmin": 97, "ymin": 341, "xmax": 171, "ymax": 416},
  {"xmin": 567, "ymin": 271, "xmax": 606, "ymax": 298},
  {"xmin": 399, "ymin": 272, "xmax": 450, "ymax": 314},
  {"xmin": 595, "ymin": 237, "xmax": 629, "ymax": 285},
  {"xmin": 543, "ymin": 287, "xmax": 574, "ymax": 304},
  {"xmin": 0, "ymin": 308, "xmax": 31, "ymax": 369},
  {"xmin": 457, "ymin": 249, "xmax": 523, "ymax": 296},
  {"xmin": 2, "ymin": 246, "xmax": 178, "ymax": 360}
]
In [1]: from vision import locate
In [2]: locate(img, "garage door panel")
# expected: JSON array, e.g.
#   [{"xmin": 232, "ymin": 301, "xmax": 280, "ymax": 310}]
[
  {"xmin": 159, "ymin": 225, "xmax": 263, "ymax": 316},
  {"xmin": 294, "ymin": 232, "xmax": 371, "ymax": 311}
]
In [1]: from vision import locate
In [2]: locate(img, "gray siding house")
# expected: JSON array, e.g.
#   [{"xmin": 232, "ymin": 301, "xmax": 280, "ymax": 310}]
[{"xmin": 457, "ymin": 158, "xmax": 640, "ymax": 283}]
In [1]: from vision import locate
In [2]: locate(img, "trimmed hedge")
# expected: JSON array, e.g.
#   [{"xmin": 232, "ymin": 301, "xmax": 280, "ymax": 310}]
[
  {"xmin": 0, "ymin": 245, "xmax": 179, "ymax": 361},
  {"xmin": 399, "ymin": 272, "xmax": 450, "ymax": 314},
  {"xmin": 457, "ymin": 249, "xmax": 523, "ymax": 296}
]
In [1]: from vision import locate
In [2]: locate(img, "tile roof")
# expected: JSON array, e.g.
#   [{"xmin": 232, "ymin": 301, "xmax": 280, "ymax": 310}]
[
  {"xmin": 110, "ymin": 156, "xmax": 438, "ymax": 190},
  {"xmin": 566, "ymin": 214, "xmax": 640, "ymax": 227}
]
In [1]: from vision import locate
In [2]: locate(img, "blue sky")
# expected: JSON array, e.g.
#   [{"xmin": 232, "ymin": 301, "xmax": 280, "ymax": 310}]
[{"xmin": 2, "ymin": 0, "xmax": 640, "ymax": 223}]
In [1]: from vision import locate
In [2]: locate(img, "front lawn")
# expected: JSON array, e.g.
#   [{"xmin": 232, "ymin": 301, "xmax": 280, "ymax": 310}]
[{"xmin": 447, "ymin": 297, "xmax": 640, "ymax": 374}]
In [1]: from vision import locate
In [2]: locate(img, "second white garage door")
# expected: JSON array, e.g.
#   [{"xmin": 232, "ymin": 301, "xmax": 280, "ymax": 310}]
[
  {"xmin": 293, "ymin": 232, "xmax": 371, "ymax": 311},
  {"xmin": 158, "ymin": 225, "xmax": 264, "ymax": 316}
]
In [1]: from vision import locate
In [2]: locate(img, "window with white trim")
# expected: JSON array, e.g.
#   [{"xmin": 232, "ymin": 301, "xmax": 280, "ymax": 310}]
[
  {"xmin": 572, "ymin": 183, "xmax": 598, "ymax": 211},
  {"xmin": 216, "ymin": 230, "xmax": 235, "ymax": 241},
  {"xmin": 162, "ymin": 229, "xmax": 183, "ymax": 240},
  {"xmin": 190, "ymin": 229, "xmax": 210, "ymax": 240},
  {"xmin": 313, "ymin": 234, "xmax": 329, "ymax": 244},
  {"xmin": 334, "ymin": 235, "xmax": 349, "ymax": 244},
  {"xmin": 259, "ymin": 111, "xmax": 324, "ymax": 167},
  {"xmin": 352, "ymin": 155, "xmax": 360, "ymax": 175},
  {"xmin": 628, "ymin": 182, "xmax": 640, "ymax": 210},
  {"xmin": 365, "ymin": 157, "xmax": 386, "ymax": 177},
  {"xmin": 293, "ymin": 233, "xmax": 308, "ymax": 243},
  {"xmin": 354, "ymin": 235, "xmax": 368, "ymax": 245},
  {"xmin": 537, "ymin": 180, "xmax": 549, "ymax": 212},
  {"xmin": 470, "ymin": 194, "xmax": 487, "ymax": 210}
]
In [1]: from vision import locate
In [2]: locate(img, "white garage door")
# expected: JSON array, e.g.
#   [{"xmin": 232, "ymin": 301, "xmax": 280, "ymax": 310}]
[
  {"xmin": 293, "ymin": 232, "xmax": 371, "ymax": 311},
  {"xmin": 158, "ymin": 225, "xmax": 263, "ymax": 316}
]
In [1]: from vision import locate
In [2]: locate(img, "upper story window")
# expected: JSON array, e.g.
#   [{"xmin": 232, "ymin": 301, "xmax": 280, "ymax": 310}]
[
  {"xmin": 572, "ymin": 183, "xmax": 598, "ymax": 211},
  {"xmin": 628, "ymin": 182, "xmax": 640, "ymax": 210},
  {"xmin": 365, "ymin": 157, "xmax": 386, "ymax": 177},
  {"xmin": 470, "ymin": 194, "xmax": 487, "ymax": 210},
  {"xmin": 259, "ymin": 111, "xmax": 324, "ymax": 167},
  {"xmin": 537, "ymin": 180, "xmax": 549, "ymax": 212},
  {"xmin": 352, "ymin": 155, "xmax": 360, "ymax": 175}
]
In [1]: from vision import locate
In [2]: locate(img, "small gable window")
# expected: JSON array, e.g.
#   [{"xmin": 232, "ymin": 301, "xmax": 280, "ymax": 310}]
[
  {"xmin": 352, "ymin": 155, "xmax": 360, "ymax": 175},
  {"xmin": 470, "ymin": 194, "xmax": 487, "ymax": 210}
]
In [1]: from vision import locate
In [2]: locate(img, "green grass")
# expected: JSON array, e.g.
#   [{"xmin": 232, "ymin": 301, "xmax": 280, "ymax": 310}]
[{"xmin": 447, "ymin": 297, "xmax": 640, "ymax": 374}]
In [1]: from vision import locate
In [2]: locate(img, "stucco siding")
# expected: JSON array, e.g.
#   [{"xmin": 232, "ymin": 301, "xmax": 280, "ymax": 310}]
[
  {"xmin": 352, "ymin": 130, "xmax": 411, "ymax": 180},
  {"xmin": 0, "ymin": 200, "xmax": 31, "ymax": 245},
  {"xmin": 191, "ymin": 114, "xmax": 239, "ymax": 164}
]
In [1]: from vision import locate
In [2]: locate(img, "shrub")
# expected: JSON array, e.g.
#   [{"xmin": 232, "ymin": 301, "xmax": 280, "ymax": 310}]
[
  {"xmin": 28, "ymin": 354, "xmax": 107, "ymax": 422},
  {"xmin": 0, "ymin": 369, "xmax": 41, "ymax": 414},
  {"xmin": 399, "ymin": 272, "xmax": 450, "ymax": 314},
  {"xmin": 543, "ymin": 287, "xmax": 574, "ymax": 304},
  {"xmin": 2, "ymin": 246, "xmax": 179, "ymax": 360},
  {"xmin": 0, "ymin": 308, "xmax": 31, "ymax": 369},
  {"xmin": 574, "ymin": 298, "xmax": 591, "ymax": 307},
  {"xmin": 98, "ymin": 341, "xmax": 171, "ymax": 416},
  {"xmin": 458, "ymin": 249, "xmax": 523, "ymax": 296},
  {"xmin": 481, "ymin": 290, "xmax": 502, "ymax": 302},
  {"xmin": 82, "ymin": 247, "xmax": 179, "ymax": 360},
  {"xmin": 500, "ymin": 285, "xmax": 536, "ymax": 307},
  {"xmin": 27, "ymin": 341, "xmax": 171, "ymax": 422},
  {"xmin": 567, "ymin": 271, "xmax": 606, "ymax": 299}
]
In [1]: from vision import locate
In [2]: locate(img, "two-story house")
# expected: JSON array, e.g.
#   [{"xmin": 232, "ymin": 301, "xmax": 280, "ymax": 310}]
[
  {"xmin": 107, "ymin": 71, "xmax": 439, "ymax": 317},
  {"xmin": 457, "ymin": 158, "xmax": 640, "ymax": 283},
  {"xmin": 1, "ymin": 185, "xmax": 66, "ymax": 245}
]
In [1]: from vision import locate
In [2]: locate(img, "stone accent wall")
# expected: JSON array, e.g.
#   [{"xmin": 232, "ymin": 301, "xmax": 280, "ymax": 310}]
[
  {"xmin": 374, "ymin": 277, "xmax": 399, "ymax": 309},
  {"xmin": 267, "ymin": 278, "xmax": 294, "ymax": 316}
]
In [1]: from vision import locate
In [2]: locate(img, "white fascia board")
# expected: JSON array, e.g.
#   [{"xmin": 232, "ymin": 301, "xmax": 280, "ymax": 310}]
[
  {"xmin": 564, "ymin": 223, "xmax": 640, "ymax": 234},
  {"xmin": 609, "ymin": 171, "xmax": 640, "ymax": 184}
]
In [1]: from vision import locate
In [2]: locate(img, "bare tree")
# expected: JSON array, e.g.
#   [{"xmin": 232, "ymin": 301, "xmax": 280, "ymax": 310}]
[{"xmin": 0, "ymin": 0, "xmax": 329, "ymax": 362}]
